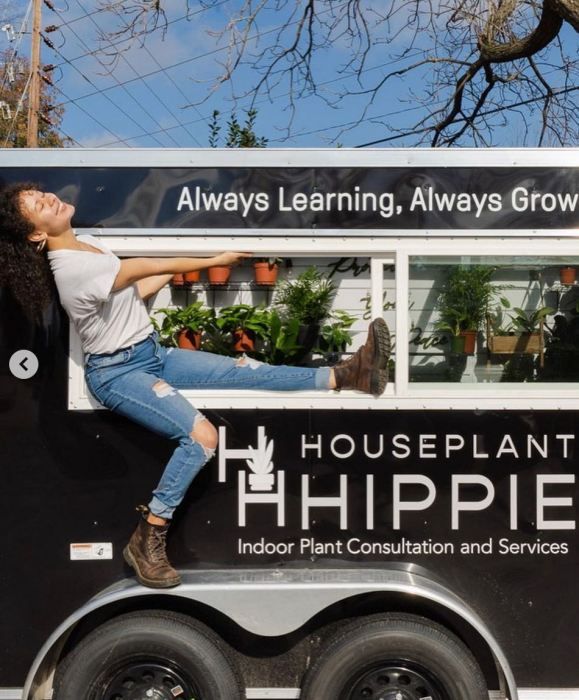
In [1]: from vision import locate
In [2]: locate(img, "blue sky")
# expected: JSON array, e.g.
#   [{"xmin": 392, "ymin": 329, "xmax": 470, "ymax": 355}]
[{"xmin": 2, "ymin": 0, "xmax": 577, "ymax": 148}]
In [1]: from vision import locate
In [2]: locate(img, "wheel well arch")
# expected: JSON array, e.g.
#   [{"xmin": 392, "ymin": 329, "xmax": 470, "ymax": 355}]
[{"xmin": 25, "ymin": 578, "xmax": 515, "ymax": 700}]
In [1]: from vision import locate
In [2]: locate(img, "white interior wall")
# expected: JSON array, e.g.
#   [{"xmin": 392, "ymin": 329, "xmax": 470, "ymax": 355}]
[{"xmin": 149, "ymin": 256, "xmax": 397, "ymax": 357}]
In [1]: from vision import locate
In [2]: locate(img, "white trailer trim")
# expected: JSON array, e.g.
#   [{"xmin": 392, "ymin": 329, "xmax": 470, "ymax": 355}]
[
  {"xmin": 244, "ymin": 692, "xmax": 579, "ymax": 700},
  {"xmin": 4, "ymin": 146, "xmax": 578, "ymax": 168},
  {"xmin": 519, "ymin": 694, "xmax": 579, "ymax": 700},
  {"xmin": 246, "ymin": 691, "xmax": 301, "ymax": 699}
]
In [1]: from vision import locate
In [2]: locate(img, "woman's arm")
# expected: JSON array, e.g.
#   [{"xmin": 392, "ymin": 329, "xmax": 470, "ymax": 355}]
[
  {"xmin": 136, "ymin": 273, "xmax": 173, "ymax": 301},
  {"xmin": 112, "ymin": 252, "xmax": 251, "ymax": 292}
]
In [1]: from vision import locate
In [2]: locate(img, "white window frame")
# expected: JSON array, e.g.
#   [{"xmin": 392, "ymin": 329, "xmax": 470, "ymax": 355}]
[
  {"xmin": 67, "ymin": 233, "xmax": 579, "ymax": 412},
  {"xmin": 68, "ymin": 236, "xmax": 397, "ymax": 411}
]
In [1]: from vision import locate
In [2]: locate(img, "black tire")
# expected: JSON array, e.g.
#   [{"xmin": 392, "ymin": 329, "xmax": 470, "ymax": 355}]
[
  {"xmin": 301, "ymin": 613, "xmax": 488, "ymax": 700},
  {"xmin": 53, "ymin": 610, "xmax": 243, "ymax": 700}
]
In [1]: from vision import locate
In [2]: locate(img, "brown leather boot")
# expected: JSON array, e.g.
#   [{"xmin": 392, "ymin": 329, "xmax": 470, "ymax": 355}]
[
  {"xmin": 334, "ymin": 318, "xmax": 391, "ymax": 396},
  {"xmin": 123, "ymin": 507, "xmax": 181, "ymax": 588}
]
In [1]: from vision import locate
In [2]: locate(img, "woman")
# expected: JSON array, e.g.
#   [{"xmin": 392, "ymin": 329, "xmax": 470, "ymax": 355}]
[{"xmin": 0, "ymin": 183, "xmax": 390, "ymax": 589}]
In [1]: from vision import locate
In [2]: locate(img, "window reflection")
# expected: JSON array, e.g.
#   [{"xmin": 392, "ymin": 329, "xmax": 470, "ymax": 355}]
[{"xmin": 409, "ymin": 258, "xmax": 579, "ymax": 383}]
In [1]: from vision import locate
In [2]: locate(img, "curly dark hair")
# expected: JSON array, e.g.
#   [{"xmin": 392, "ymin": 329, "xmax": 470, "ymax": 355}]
[{"xmin": 0, "ymin": 182, "xmax": 56, "ymax": 324}]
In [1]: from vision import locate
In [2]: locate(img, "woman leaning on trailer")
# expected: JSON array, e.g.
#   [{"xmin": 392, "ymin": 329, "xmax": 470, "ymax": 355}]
[{"xmin": 0, "ymin": 183, "xmax": 390, "ymax": 588}]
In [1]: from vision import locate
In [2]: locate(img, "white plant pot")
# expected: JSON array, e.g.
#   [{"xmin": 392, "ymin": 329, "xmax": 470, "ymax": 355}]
[{"xmin": 249, "ymin": 473, "xmax": 275, "ymax": 491}]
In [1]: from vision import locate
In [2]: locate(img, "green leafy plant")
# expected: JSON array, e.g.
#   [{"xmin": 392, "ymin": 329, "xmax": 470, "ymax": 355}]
[
  {"xmin": 486, "ymin": 300, "xmax": 512, "ymax": 336},
  {"xmin": 436, "ymin": 265, "xmax": 505, "ymax": 335},
  {"xmin": 317, "ymin": 310, "xmax": 356, "ymax": 353},
  {"xmin": 258, "ymin": 310, "xmax": 304, "ymax": 365},
  {"xmin": 215, "ymin": 304, "xmax": 271, "ymax": 340},
  {"xmin": 434, "ymin": 309, "xmax": 468, "ymax": 338},
  {"xmin": 152, "ymin": 303, "xmax": 214, "ymax": 347},
  {"xmin": 507, "ymin": 306, "xmax": 555, "ymax": 334},
  {"xmin": 209, "ymin": 108, "xmax": 268, "ymax": 148},
  {"xmin": 274, "ymin": 267, "xmax": 337, "ymax": 325}
]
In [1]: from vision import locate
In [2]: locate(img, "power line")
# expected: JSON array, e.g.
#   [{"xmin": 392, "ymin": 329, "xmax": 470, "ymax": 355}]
[
  {"xmin": 0, "ymin": 0, "xmax": 33, "ymax": 95},
  {"xmin": 43, "ymin": 0, "xmax": 126, "ymax": 30},
  {"xmin": 63, "ymin": 1, "xmax": 179, "ymax": 147},
  {"xmin": 50, "ymin": 2, "xmax": 340, "ymax": 111},
  {"xmin": 105, "ymin": 19, "xmax": 422, "ymax": 147},
  {"xmin": 56, "ymin": 122, "xmax": 83, "ymax": 146},
  {"xmin": 43, "ymin": 29, "xmax": 168, "ymax": 146},
  {"xmin": 51, "ymin": 0, "xmax": 230, "ymax": 71},
  {"xmin": 90, "ymin": 52, "xmax": 429, "ymax": 148},
  {"xmin": 73, "ymin": 0, "xmax": 201, "ymax": 146},
  {"xmin": 80, "ymin": 53, "xmax": 575, "ymax": 149},
  {"xmin": 355, "ymin": 85, "xmax": 579, "ymax": 147},
  {"xmin": 269, "ymin": 102, "xmax": 439, "ymax": 144},
  {"xmin": 270, "ymin": 64, "xmax": 574, "ymax": 144},
  {"xmin": 111, "ymin": 9, "xmax": 206, "ymax": 145},
  {"xmin": 1, "ymin": 1, "xmax": 35, "ymax": 146},
  {"xmin": 49, "ymin": 76, "xmax": 132, "ymax": 146}
]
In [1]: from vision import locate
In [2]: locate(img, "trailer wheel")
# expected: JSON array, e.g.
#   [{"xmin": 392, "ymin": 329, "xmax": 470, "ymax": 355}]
[
  {"xmin": 301, "ymin": 614, "xmax": 488, "ymax": 700},
  {"xmin": 53, "ymin": 610, "xmax": 243, "ymax": 700}
]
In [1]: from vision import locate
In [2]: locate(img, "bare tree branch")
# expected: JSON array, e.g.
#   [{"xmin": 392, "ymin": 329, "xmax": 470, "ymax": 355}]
[{"xmin": 93, "ymin": 0, "xmax": 579, "ymax": 146}]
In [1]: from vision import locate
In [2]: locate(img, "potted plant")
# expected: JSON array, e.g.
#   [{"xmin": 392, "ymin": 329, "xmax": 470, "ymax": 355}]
[
  {"xmin": 153, "ymin": 303, "xmax": 214, "ymax": 350},
  {"xmin": 273, "ymin": 267, "xmax": 337, "ymax": 357},
  {"xmin": 184, "ymin": 270, "xmax": 201, "ymax": 283},
  {"xmin": 560, "ymin": 267, "xmax": 576, "ymax": 285},
  {"xmin": 245, "ymin": 437, "xmax": 275, "ymax": 491},
  {"xmin": 258, "ymin": 310, "xmax": 304, "ymax": 365},
  {"xmin": 215, "ymin": 304, "xmax": 271, "ymax": 352},
  {"xmin": 316, "ymin": 310, "xmax": 356, "ymax": 363},
  {"xmin": 435, "ymin": 265, "xmax": 501, "ymax": 354},
  {"xmin": 488, "ymin": 306, "xmax": 554, "ymax": 355},
  {"xmin": 172, "ymin": 270, "xmax": 201, "ymax": 286},
  {"xmin": 253, "ymin": 257, "xmax": 283, "ymax": 285},
  {"xmin": 434, "ymin": 310, "xmax": 468, "ymax": 353},
  {"xmin": 207, "ymin": 265, "xmax": 231, "ymax": 285}
]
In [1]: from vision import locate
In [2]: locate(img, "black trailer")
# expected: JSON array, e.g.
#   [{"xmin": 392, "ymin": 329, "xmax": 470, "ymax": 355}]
[{"xmin": 1, "ymin": 148, "xmax": 578, "ymax": 700}]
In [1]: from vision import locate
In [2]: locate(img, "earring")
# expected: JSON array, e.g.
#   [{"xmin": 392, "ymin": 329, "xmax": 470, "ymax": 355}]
[{"xmin": 36, "ymin": 239, "xmax": 46, "ymax": 253}]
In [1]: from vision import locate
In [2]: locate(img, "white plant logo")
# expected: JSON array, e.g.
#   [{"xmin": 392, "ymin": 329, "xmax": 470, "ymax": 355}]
[{"xmin": 246, "ymin": 432, "xmax": 275, "ymax": 491}]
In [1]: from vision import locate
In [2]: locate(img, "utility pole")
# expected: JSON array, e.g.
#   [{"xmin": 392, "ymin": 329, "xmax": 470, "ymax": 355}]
[{"xmin": 26, "ymin": 0, "xmax": 42, "ymax": 147}]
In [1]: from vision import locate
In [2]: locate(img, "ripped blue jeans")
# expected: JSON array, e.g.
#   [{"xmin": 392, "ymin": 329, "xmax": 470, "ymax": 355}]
[{"xmin": 84, "ymin": 331, "xmax": 331, "ymax": 519}]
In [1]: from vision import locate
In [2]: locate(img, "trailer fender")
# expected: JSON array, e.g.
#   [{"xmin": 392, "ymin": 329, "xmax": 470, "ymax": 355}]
[{"xmin": 24, "ymin": 567, "xmax": 517, "ymax": 700}]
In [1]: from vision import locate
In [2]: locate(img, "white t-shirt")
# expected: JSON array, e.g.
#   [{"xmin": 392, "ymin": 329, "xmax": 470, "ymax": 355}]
[{"xmin": 47, "ymin": 233, "xmax": 154, "ymax": 356}]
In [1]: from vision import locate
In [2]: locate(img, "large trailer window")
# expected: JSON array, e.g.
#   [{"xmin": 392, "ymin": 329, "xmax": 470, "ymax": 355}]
[
  {"xmin": 409, "ymin": 256, "xmax": 579, "ymax": 384},
  {"xmin": 67, "ymin": 241, "xmax": 579, "ymax": 410},
  {"xmin": 69, "ymin": 253, "xmax": 396, "ymax": 410}
]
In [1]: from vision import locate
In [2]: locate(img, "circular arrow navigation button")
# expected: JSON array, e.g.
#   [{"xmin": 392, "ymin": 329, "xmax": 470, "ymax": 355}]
[{"xmin": 9, "ymin": 350, "xmax": 39, "ymax": 379}]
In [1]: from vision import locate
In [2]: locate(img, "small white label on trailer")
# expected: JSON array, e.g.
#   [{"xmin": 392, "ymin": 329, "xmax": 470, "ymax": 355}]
[{"xmin": 69, "ymin": 543, "xmax": 113, "ymax": 560}]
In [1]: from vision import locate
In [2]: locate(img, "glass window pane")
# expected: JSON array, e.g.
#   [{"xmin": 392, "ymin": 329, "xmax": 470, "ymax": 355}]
[{"xmin": 409, "ymin": 256, "xmax": 579, "ymax": 384}]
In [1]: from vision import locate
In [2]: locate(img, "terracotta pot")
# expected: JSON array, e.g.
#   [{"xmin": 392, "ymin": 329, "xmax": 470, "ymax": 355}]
[
  {"xmin": 459, "ymin": 330, "xmax": 477, "ymax": 354},
  {"xmin": 254, "ymin": 262, "xmax": 279, "ymax": 285},
  {"xmin": 177, "ymin": 329, "xmax": 202, "ymax": 350},
  {"xmin": 560, "ymin": 267, "xmax": 576, "ymax": 285},
  {"xmin": 172, "ymin": 273, "xmax": 185, "ymax": 287},
  {"xmin": 232, "ymin": 329, "xmax": 255, "ymax": 352},
  {"xmin": 207, "ymin": 265, "xmax": 231, "ymax": 285},
  {"xmin": 184, "ymin": 270, "xmax": 201, "ymax": 283}
]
